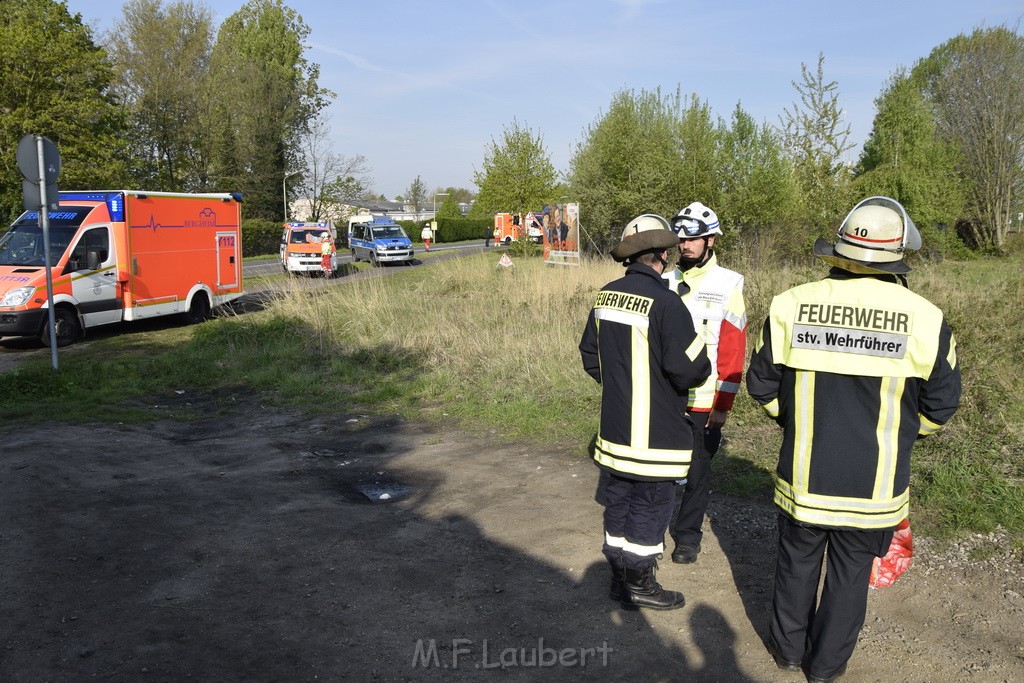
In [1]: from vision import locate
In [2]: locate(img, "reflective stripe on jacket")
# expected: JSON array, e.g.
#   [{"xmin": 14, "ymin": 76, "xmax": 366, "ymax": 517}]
[
  {"xmin": 580, "ymin": 263, "xmax": 711, "ymax": 481},
  {"xmin": 746, "ymin": 271, "xmax": 961, "ymax": 529},
  {"xmin": 663, "ymin": 253, "xmax": 747, "ymax": 411}
]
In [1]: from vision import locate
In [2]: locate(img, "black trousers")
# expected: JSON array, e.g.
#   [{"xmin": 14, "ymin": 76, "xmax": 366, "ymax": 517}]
[
  {"xmin": 670, "ymin": 411, "xmax": 721, "ymax": 546},
  {"xmin": 769, "ymin": 513, "xmax": 894, "ymax": 679},
  {"xmin": 600, "ymin": 472, "xmax": 676, "ymax": 571}
]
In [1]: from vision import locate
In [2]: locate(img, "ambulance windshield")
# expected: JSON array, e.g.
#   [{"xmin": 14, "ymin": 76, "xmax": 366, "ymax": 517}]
[{"xmin": 0, "ymin": 223, "xmax": 79, "ymax": 266}]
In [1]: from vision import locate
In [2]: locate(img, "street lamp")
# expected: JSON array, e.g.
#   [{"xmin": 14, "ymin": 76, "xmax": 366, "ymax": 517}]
[
  {"xmin": 282, "ymin": 171, "xmax": 302, "ymax": 221},
  {"xmin": 432, "ymin": 192, "xmax": 449, "ymax": 218}
]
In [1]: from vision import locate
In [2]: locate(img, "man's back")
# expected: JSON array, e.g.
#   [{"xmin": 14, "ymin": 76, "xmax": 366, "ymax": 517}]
[{"xmin": 747, "ymin": 271, "xmax": 961, "ymax": 529}]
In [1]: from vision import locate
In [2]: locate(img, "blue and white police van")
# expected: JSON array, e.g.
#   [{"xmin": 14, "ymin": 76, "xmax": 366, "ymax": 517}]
[{"xmin": 347, "ymin": 214, "xmax": 414, "ymax": 266}]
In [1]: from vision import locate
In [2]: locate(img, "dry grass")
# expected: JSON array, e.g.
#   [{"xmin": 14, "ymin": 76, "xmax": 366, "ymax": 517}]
[
  {"xmin": 258, "ymin": 248, "xmax": 1024, "ymax": 536},
  {"xmin": 265, "ymin": 255, "xmax": 623, "ymax": 442}
]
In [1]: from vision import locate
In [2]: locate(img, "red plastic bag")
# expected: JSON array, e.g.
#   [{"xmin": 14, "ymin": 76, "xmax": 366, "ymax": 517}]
[{"xmin": 869, "ymin": 518, "xmax": 913, "ymax": 588}]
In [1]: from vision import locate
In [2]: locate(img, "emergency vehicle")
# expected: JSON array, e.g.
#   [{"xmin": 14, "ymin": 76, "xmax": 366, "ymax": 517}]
[
  {"xmin": 347, "ymin": 214, "xmax": 413, "ymax": 266},
  {"xmin": 493, "ymin": 212, "xmax": 543, "ymax": 245},
  {"xmin": 279, "ymin": 221, "xmax": 337, "ymax": 276},
  {"xmin": 0, "ymin": 190, "xmax": 243, "ymax": 347}
]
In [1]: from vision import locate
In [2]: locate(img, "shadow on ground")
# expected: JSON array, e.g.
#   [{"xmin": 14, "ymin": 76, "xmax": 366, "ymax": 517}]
[{"xmin": 0, "ymin": 407, "xmax": 758, "ymax": 680}]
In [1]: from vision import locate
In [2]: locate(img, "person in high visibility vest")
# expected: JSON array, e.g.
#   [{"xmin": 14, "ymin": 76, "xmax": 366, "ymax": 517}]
[
  {"xmin": 662, "ymin": 202, "xmax": 747, "ymax": 565},
  {"xmin": 747, "ymin": 196, "xmax": 962, "ymax": 683},
  {"xmin": 319, "ymin": 232, "xmax": 334, "ymax": 277},
  {"xmin": 420, "ymin": 223, "xmax": 432, "ymax": 251},
  {"xmin": 579, "ymin": 214, "xmax": 711, "ymax": 611}
]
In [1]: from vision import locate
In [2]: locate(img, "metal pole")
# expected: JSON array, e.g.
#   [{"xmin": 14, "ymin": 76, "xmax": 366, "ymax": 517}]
[
  {"xmin": 37, "ymin": 135, "xmax": 58, "ymax": 368},
  {"xmin": 283, "ymin": 174, "xmax": 287, "ymax": 221}
]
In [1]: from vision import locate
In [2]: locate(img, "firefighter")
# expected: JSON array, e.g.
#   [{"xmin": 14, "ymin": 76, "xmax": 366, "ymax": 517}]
[
  {"xmin": 319, "ymin": 232, "xmax": 334, "ymax": 278},
  {"xmin": 746, "ymin": 197, "xmax": 961, "ymax": 682},
  {"xmin": 420, "ymin": 223, "xmax": 432, "ymax": 251},
  {"xmin": 579, "ymin": 214, "xmax": 711, "ymax": 610},
  {"xmin": 663, "ymin": 202, "xmax": 747, "ymax": 564}
]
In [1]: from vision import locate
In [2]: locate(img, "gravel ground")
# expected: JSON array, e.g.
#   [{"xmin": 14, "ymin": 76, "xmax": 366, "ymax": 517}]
[{"xmin": 1, "ymin": 402, "xmax": 1022, "ymax": 681}]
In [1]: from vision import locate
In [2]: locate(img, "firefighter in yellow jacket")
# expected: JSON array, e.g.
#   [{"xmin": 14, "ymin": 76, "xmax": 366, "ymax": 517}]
[
  {"xmin": 746, "ymin": 197, "xmax": 961, "ymax": 683},
  {"xmin": 579, "ymin": 214, "xmax": 711, "ymax": 610}
]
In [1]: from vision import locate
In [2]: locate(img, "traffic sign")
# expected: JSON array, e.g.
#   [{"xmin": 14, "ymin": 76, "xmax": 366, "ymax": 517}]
[
  {"xmin": 16, "ymin": 134, "xmax": 61, "ymax": 183},
  {"xmin": 22, "ymin": 178, "xmax": 60, "ymax": 211}
]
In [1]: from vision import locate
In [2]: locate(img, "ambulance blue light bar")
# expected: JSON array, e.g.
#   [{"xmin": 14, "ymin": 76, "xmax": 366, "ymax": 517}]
[{"xmin": 59, "ymin": 191, "xmax": 126, "ymax": 222}]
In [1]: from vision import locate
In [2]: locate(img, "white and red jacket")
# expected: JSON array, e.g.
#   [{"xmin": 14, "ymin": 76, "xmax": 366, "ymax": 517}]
[{"xmin": 663, "ymin": 252, "xmax": 747, "ymax": 413}]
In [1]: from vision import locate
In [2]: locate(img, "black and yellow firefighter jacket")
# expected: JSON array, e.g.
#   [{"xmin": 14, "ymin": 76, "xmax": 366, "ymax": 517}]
[
  {"xmin": 746, "ymin": 270, "xmax": 961, "ymax": 530},
  {"xmin": 580, "ymin": 262, "xmax": 711, "ymax": 481}
]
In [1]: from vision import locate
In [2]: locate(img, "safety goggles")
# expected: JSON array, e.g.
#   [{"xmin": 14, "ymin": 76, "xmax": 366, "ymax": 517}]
[{"xmin": 670, "ymin": 216, "xmax": 709, "ymax": 238}]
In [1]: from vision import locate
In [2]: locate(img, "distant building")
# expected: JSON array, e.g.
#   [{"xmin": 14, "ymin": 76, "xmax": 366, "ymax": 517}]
[{"xmin": 287, "ymin": 197, "xmax": 438, "ymax": 224}]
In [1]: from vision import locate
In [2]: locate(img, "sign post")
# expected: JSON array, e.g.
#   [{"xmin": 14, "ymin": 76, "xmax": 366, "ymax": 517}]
[{"xmin": 16, "ymin": 134, "xmax": 61, "ymax": 369}]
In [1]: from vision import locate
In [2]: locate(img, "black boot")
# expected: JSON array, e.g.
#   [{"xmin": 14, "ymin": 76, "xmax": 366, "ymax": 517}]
[
  {"xmin": 607, "ymin": 557, "xmax": 624, "ymax": 601},
  {"xmin": 621, "ymin": 565, "xmax": 686, "ymax": 610}
]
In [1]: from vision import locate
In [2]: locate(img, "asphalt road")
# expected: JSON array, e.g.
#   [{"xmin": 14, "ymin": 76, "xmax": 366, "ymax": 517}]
[
  {"xmin": 0, "ymin": 240, "xmax": 499, "ymax": 358},
  {"xmin": 245, "ymin": 239, "xmax": 494, "ymax": 278}
]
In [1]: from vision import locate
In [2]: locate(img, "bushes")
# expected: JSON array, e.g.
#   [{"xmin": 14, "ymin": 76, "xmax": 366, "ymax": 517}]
[
  {"xmin": 242, "ymin": 218, "xmax": 281, "ymax": 257},
  {"xmin": 437, "ymin": 217, "xmax": 492, "ymax": 242},
  {"xmin": 399, "ymin": 218, "xmax": 493, "ymax": 244}
]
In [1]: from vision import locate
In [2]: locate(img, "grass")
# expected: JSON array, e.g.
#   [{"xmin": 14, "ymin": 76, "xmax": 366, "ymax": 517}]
[{"xmin": 1, "ymin": 240, "xmax": 1023, "ymax": 542}]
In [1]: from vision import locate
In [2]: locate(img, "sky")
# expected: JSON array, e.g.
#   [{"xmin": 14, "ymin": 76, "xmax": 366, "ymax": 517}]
[{"xmin": 66, "ymin": 0, "xmax": 1023, "ymax": 201}]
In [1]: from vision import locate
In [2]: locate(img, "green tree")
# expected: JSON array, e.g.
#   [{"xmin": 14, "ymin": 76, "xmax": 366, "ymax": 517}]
[
  {"xmin": 208, "ymin": 0, "xmax": 332, "ymax": 220},
  {"xmin": 405, "ymin": 175, "xmax": 427, "ymax": 216},
  {"xmin": 471, "ymin": 118, "xmax": 557, "ymax": 218},
  {"xmin": 0, "ymin": 0, "xmax": 127, "ymax": 223},
  {"xmin": 676, "ymin": 93, "xmax": 721, "ymax": 208},
  {"xmin": 108, "ymin": 0, "xmax": 215, "ymax": 191},
  {"xmin": 435, "ymin": 192, "xmax": 461, "ymax": 220},
  {"xmin": 854, "ymin": 69, "xmax": 968, "ymax": 258},
  {"xmin": 567, "ymin": 88, "xmax": 686, "ymax": 252},
  {"xmin": 716, "ymin": 103, "xmax": 799, "ymax": 265},
  {"xmin": 914, "ymin": 26, "xmax": 1024, "ymax": 251},
  {"xmin": 438, "ymin": 186, "xmax": 475, "ymax": 205},
  {"xmin": 780, "ymin": 53, "xmax": 854, "ymax": 245}
]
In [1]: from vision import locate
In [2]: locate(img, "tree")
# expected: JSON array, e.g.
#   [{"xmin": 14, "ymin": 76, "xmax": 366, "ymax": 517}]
[
  {"xmin": 854, "ymin": 69, "xmax": 967, "ymax": 258},
  {"xmin": 108, "ymin": 0, "xmax": 215, "ymax": 192},
  {"xmin": 677, "ymin": 93, "xmax": 722, "ymax": 207},
  {"xmin": 471, "ymin": 119, "xmax": 557, "ymax": 218},
  {"xmin": 914, "ymin": 26, "xmax": 1024, "ymax": 251},
  {"xmin": 435, "ymin": 192, "xmax": 461, "ymax": 220},
  {"xmin": 405, "ymin": 175, "xmax": 427, "ymax": 217},
  {"xmin": 207, "ymin": 0, "xmax": 333, "ymax": 220},
  {"xmin": 780, "ymin": 53, "xmax": 855, "ymax": 244},
  {"xmin": 567, "ymin": 88, "xmax": 686, "ymax": 251},
  {"xmin": 296, "ymin": 117, "xmax": 372, "ymax": 221},
  {"xmin": 0, "ymin": 0, "xmax": 128, "ymax": 223},
  {"xmin": 438, "ymin": 186, "xmax": 475, "ymax": 205},
  {"xmin": 717, "ymin": 103, "xmax": 799, "ymax": 264}
]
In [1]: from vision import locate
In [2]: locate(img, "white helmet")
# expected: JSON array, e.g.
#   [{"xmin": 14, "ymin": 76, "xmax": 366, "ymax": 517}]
[
  {"xmin": 671, "ymin": 202, "xmax": 722, "ymax": 238},
  {"xmin": 835, "ymin": 197, "xmax": 921, "ymax": 263},
  {"xmin": 321, "ymin": 231, "xmax": 330, "ymax": 240},
  {"xmin": 814, "ymin": 196, "xmax": 922, "ymax": 275},
  {"xmin": 609, "ymin": 214, "xmax": 678, "ymax": 262}
]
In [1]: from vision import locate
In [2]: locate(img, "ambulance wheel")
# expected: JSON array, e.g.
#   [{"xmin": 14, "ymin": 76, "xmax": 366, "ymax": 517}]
[
  {"xmin": 185, "ymin": 293, "xmax": 212, "ymax": 324},
  {"xmin": 42, "ymin": 306, "xmax": 80, "ymax": 348}
]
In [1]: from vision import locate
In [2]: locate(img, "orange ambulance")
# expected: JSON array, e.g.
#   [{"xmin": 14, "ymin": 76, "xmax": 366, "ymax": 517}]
[{"xmin": 0, "ymin": 190, "xmax": 243, "ymax": 346}]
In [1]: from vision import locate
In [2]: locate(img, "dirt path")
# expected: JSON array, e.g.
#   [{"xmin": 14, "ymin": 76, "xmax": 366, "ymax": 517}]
[{"xmin": 1, "ymin": 401, "xmax": 1021, "ymax": 681}]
